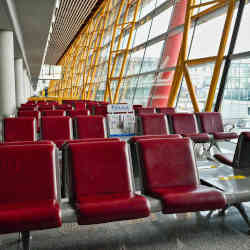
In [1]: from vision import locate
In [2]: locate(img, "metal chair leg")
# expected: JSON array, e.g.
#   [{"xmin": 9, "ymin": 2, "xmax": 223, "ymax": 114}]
[
  {"xmin": 234, "ymin": 203, "xmax": 250, "ymax": 234},
  {"xmin": 21, "ymin": 231, "xmax": 31, "ymax": 250}
]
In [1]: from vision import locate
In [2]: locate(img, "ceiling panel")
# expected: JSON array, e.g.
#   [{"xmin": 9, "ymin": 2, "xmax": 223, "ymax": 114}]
[{"xmin": 45, "ymin": 0, "xmax": 99, "ymax": 65}]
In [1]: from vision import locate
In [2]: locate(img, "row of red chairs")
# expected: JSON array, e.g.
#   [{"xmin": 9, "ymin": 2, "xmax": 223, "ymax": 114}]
[
  {"xmin": 137, "ymin": 112, "xmax": 238, "ymax": 144},
  {"xmin": 0, "ymin": 137, "xmax": 227, "ymax": 249},
  {"xmin": 2, "ymin": 116, "xmax": 106, "ymax": 149}
]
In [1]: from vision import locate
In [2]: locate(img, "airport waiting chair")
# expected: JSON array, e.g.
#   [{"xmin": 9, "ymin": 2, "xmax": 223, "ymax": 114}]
[
  {"xmin": 67, "ymin": 109, "xmax": 89, "ymax": 118},
  {"xmin": 128, "ymin": 134, "xmax": 182, "ymax": 190},
  {"xmin": 214, "ymin": 132, "xmax": 250, "ymax": 168},
  {"xmin": 55, "ymin": 104, "xmax": 73, "ymax": 111},
  {"xmin": 21, "ymin": 103, "xmax": 37, "ymax": 109},
  {"xmin": 65, "ymin": 141, "xmax": 150, "ymax": 225},
  {"xmin": 38, "ymin": 104, "xmax": 54, "ymax": 111},
  {"xmin": 94, "ymin": 105, "xmax": 108, "ymax": 116},
  {"xmin": 196, "ymin": 112, "xmax": 238, "ymax": 141},
  {"xmin": 18, "ymin": 110, "xmax": 40, "ymax": 132},
  {"xmin": 41, "ymin": 110, "xmax": 65, "ymax": 116},
  {"xmin": 74, "ymin": 115, "xmax": 106, "ymax": 139},
  {"xmin": 74, "ymin": 102, "xmax": 86, "ymax": 110},
  {"xmin": 170, "ymin": 113, "xmax": 210, "ymax": 143},
  {"xmin": 3, "ymin": 117, "xmax": 37, "ymax": 142},
  {"xmin": 136, "ymin": 113, "xmax": 169, "ymax": 135},
  {"xmin": 62, "ymin": 138, "xmax": 120, "ymax": 197},
  {"xmin": 18, "ymin": 106, "xmax": 36, "ymax": 111},
  {"xmin": 40, "ymin": 116, "xmax": 73, "ymax": 149},
  {"xmin": 136, "ymin": 138, "xmax": 227, "ymax": 213},
  {"xmin": 136, "ymin": 107, "xmax": 155, "ymax": 115},
  {"xmin": 0, "ymin": 143, "xmax": 62, "ymax": 249},
  {"xmin": 155, "ymin": 107, "xmax": 175, "ymax": 115}
]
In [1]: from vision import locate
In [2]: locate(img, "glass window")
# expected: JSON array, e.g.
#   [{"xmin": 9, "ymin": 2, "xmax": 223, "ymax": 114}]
[
  {"xmin": 221, "ymin": 58, "xmax": 250, "ymax": 120},
  {"xmin": 148, "ymin": 7, "xmax": 172, "ymax": 39},
  {"xmin": 234, "ymin": 3, "xmax": 250, "ymax": 54},
  {"xmin": 141, "ymin": 41, "xmax": 164, "ymax": 73}
]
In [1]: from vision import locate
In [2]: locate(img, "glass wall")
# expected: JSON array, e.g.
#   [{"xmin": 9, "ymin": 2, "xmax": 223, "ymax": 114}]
[{"xmin": 48, "ymin": 0, "xmax": 250, "ymax": 126}]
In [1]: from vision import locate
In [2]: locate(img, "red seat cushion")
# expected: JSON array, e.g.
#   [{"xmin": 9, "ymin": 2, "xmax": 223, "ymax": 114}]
[
  {"xmin": 151, "ymin": 186, "xmax": 226, "ymax": 213},
  {"xmin": 212, "ymin": 132, "xmax": 238, "ymax": 140},
  {"xmin": 214, "ymin": 153, "xmax": 233, "ymax": 166},
  {"xmin": 137, "ymin": 138, "xmax": 226, "ymax": 213},
  {"xmin": 77, "ymin": 193, "xmax": 149, "ymax": 225},
  {"xmin": 182, "ymin": 133, "xmax": 210, "ymax": 143},
  {"xmin": 0, "ymin": 200, "xmax": 61, "ymax": 234}
]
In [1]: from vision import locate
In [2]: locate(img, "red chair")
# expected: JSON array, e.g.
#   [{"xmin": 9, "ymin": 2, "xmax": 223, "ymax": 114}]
[
  {"xmin": 137, "ymin": 138, "xmax": 226, "ymax": 213},
  {"xmin": 42, "ymin": 110, "xmax": 65, "ymax": 116},
  {"xmin": 74, "ymin": 102, "xmax": 86, "ymax": 110},
  {"xmin": 128, "ymin": 134, "xmax": 182, "ymax": 190},
  {"xmin": 196, "ymin": 112, "xmax": 238, "ymax": 141},
  {"xmin": 66, "ymin": 141, "xmax": 150, "ymax": 225},
  {"xmin": 136, "ymin": 107, "xmax": 155, "ymax": 115},
  {"xmin": 0, "ymin": 143, "xmax": 62, "ymax": 248},
  {"xmin": 55, "ymin": 104, "xmax": 73, "ymax": 111},
  {"xmin": 94, "ymin": 106, "xmax": 108, "ymax": 117},
  {"xmin": 3, "ymin": 117, "xmax": 37, "ymax": 142},
  {"xmin": 18, "ymin": 110, "xmax": 40, "ymax": 132},
  {"xmin": 155, "ymin": 107, "xmax": 175, "ymax": 115},
  {"xmin": 74, "ymin": 115, "xmax": 106, "ymax": 139},
  {"xmin": 214, "ymin": 132, "xmax": 250, "ymax": 168},
  {"xmin": 18, "ymin": 106, "xmax": 36, "ymax": 112},
  {"xmin": 137, "ymin": 113, "xmax": 169, "ymax": 135},
  {"xmin": 40, "ymin": 116, "xmax": 73, "ymax": 149},
  {"xmin": 67, "ymin": 109, "xmax": 89, "ymax": 118},
  {"xmin": 38, "ymin": 105, "xmax": 53, "ymax": 111},
  {"xmin": 170, "ymin": 113, "xmax": 210, "ymax": 143}
]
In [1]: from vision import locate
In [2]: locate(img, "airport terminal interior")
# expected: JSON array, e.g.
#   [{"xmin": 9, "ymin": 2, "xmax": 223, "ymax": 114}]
[{"xmin": 2, "ymin": 0, "xmax": 250, "ymax": 249}]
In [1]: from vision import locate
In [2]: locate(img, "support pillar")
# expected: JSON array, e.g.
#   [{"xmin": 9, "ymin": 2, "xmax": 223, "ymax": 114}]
[
  {"xmin": 0, "ymin": 30, "xmax": 16, "ymax": 117},
  {"xmin": 23, "ymin": 69, "xmax": 29, "ymax": 102},
  {"xmin": 15, "ymin": 58, "xmax": 24, "ymax": 107}
]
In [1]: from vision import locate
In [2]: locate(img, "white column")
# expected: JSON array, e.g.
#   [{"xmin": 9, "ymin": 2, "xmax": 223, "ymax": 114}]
[
  {"xmin": 0, "ymin": 30, "xmax": 16, "ymax": 117},
  {"xmin": 14, "ymin": 58, "xmax": 24, "ymax": 107},
  {"xmin": 23, "ymin": 68, "xmax": 28, "ymax": 102}
]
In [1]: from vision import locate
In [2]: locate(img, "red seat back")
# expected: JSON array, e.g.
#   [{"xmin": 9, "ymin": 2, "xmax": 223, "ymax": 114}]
[
  {"xmin": 136, "ymin": 107, "xmax": 155, "ymax": 115},
  {"xmin": 42, "ymin": 110, "xmax": 65, "ymax": 116},
  {"xmin": 41, "ymin": 116, "xmax": 72, "ymax": 141},
  {"xmin": 38, "ymin": 105, "xmax": 53, "ymax": 111},
  {"xmin": 55, "ymin": 104, "xmax": 73, "ymax": 111},
  {"xmin": 18, "ymin": 110, "xmax": 40, "ymax": 120},
  {"xmin": 75, "ymin": 115, "xmax": 106, "ymax": 139},
  {"xmin": 0, "ymin": 144, "xmax": 58, "ymax": 203},
  {"xmin": 138, "ymin": 114, "xmax": 168, "ymax": 135},
  {"xmin": 18, "ymin": 106, "xmax": 35, "ymax": 111},
  {"xmin": 171, "ymin": 113, "xmax": 199, "ymax": 134},
  {"xmin": 74, "ymin": 103, "xmax": 86, "ymax": 110},
  {"xmin": 67, "ymin": 109, "xmax": 89, "ymax": 118},
  {"xmin": 196, "ymin": 112, "xmax": 224, "ymax": 133},
  {"xmin": 155, "ymin": 107, "xmax": 175, "ymax": 115},
  {"xmin": 137, "ymin": 138, "xmax": 199, "ymax": 193},
  {"xmin": 68, "ymin": 141, "xmax": 132, "ymax": 202},
  {"xmin": 3, "ymin": 117, "xmax": 36, "ymax": 142},
  {"xmin": 94, "ymin": 106, "xmax": 108, "ymax": 116}
]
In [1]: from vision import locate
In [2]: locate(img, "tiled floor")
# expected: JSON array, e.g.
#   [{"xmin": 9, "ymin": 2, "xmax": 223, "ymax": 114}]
[{"xmin": 1, "ymin": 206, "xmax": 250, "ymax": 250}]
